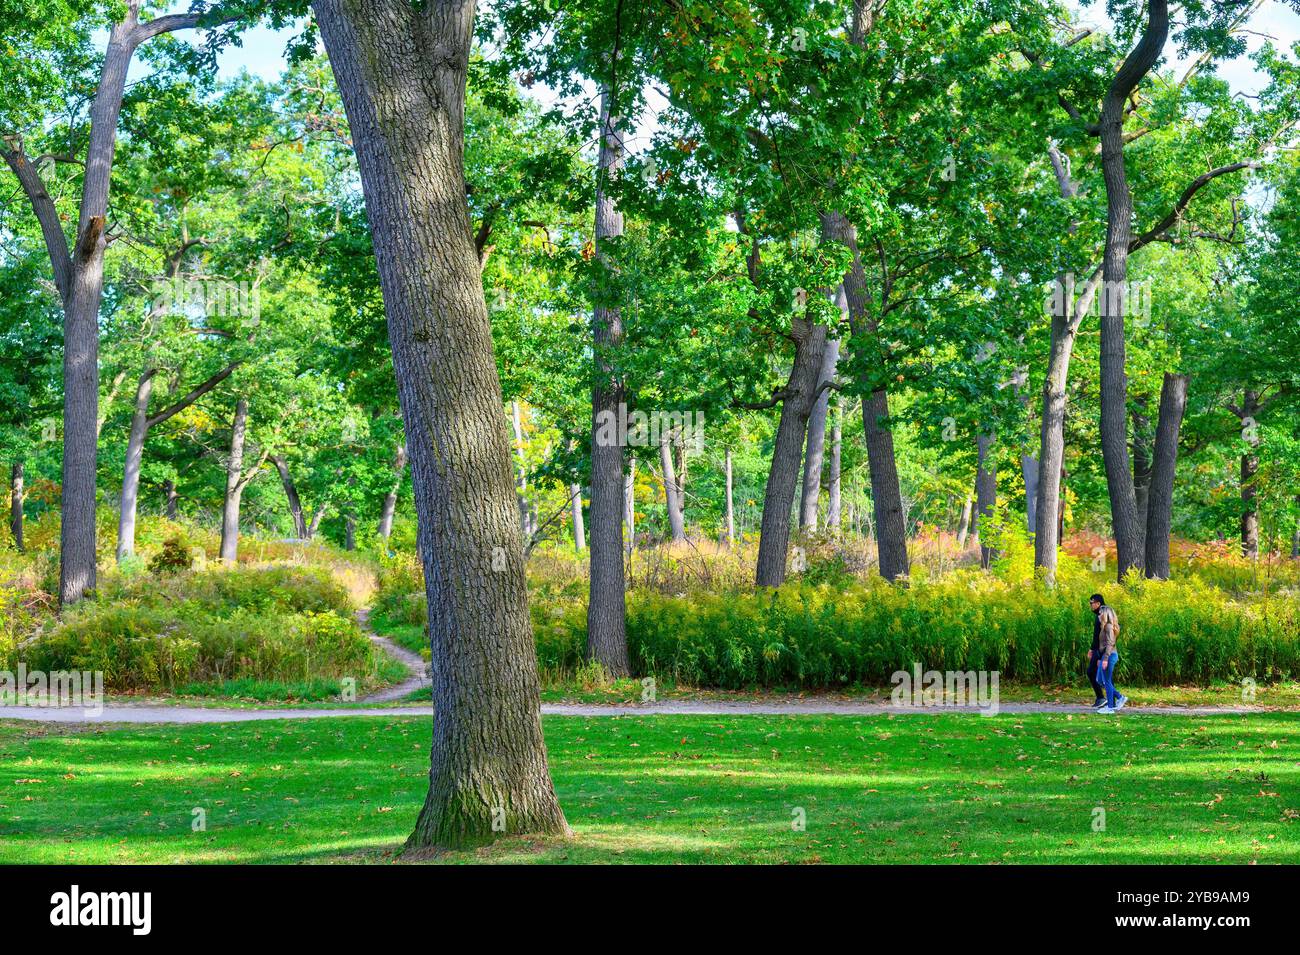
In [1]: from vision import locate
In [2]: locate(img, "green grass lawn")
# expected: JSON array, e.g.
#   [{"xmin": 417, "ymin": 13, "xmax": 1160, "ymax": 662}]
[{"xmin": 1, "ymin": 713, "xmax": 1296, "ymax": 864}]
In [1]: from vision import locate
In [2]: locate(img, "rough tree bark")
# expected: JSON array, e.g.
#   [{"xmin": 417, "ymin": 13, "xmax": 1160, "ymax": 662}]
[
  {"xmin": 754, "ymin": 319, "xmax": 828, "ymax": 586},
  {"xmin": 377, "ymin": 442, "xmax": 407, "ymax": 541},
  {"xmin": 1143, "ymin": 373, "xmax": 1188, "ymax": 579},
  {"xmin": 585, "ymin": 86, "xmax": 629, "ymax": 675},
  {"xmin": 9, "ymin": 462, "xmax": 22, "ymax": 552},
  {"xmin": 313, "ymin": 0, "xmax": 568, "ymax": 849}
]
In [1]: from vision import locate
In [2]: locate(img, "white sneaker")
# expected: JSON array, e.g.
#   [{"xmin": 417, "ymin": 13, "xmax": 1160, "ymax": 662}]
[{"xmin": 1115, "ymin": 695, "xmax": 1128, "ymax": 710}]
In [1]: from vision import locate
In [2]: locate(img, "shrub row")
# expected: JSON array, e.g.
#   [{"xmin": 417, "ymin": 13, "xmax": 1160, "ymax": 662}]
[{"xmin": 377, "ymin": 559, "xmax": 1300, "ymax": 687}]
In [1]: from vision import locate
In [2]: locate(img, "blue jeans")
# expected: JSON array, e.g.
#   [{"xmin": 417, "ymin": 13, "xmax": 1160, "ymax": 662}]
[{"xmin": 1097, "ymin": 652, "xmax": 1120, "ymax": 707}]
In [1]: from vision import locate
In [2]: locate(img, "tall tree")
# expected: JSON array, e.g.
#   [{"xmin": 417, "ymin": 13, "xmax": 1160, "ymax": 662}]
[{"xmin": 311, "ymin": 0, "xmax": 569, "ymax": 849}]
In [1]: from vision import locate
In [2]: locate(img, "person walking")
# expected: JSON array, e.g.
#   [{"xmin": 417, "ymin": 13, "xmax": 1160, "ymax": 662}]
[{"xmin": 1087, "ymin": 593, "xmax": 1127, "ymax": 712}]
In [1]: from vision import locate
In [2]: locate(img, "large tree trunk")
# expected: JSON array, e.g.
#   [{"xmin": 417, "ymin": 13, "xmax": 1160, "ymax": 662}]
[
  {"xmin": 115, "ymin": 368, "xmax": 155, "ymax": 562},
  {"xmin": 570, "ymin": 484, "xmax": 585, "ymax": 552},
  {"xmin": 724, "ymin": 448, "xmax": 736, "ymax": 546},
  {"xmin": 754, "ymin": 319, "xmax": 828, "ymax": 586},
  {"xmin": 314, "ymin": 0, "xmax": 568, "ymax": 849},
  {"xmin": 9, "ymin": 462, "xmax": 23, "ymax": 552},
  {"xmin": 1143, "ymin": 373, "xmax": 1187, "ymax": 579},
  {"xmin": 378, "ymin": 442, "xmax": 407, "ymax": 541},
  {"xmin": 659, "ymin": 430, "xmax": 686, "ymax": 542},
  {"xmin": 220, "ymin": 398, "xmax": 249, "ymax": 564},
  {"xmin": 827, "ymin": 401, "xmax": 842, "ymax": 534},
  {"xmin": 819, "ymin": 211, "xmax": 909, "ymax": 580},
  {"xmin": 799, "ymin": 325, "xmax": 840, "ymax": 532},
  {"xmin": 272, "ymin": 455, "xmax": 308, "ymax": 539},
  {"xmin": 1096, "ymin": 0, "xmax": 1168, "ymax": 580},
  {"xmin": 975, "ymin": 433, "xmax": 998, "ymax": 569},
  {"xmin": 585, "ymin": 86, "xmax": 630, "ymax": 675}
]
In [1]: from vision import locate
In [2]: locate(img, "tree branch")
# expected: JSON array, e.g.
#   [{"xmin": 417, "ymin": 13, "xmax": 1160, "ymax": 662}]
[{"xmin": 1129, "ymin": 162, "xmax": 1256, "ymax": 252}]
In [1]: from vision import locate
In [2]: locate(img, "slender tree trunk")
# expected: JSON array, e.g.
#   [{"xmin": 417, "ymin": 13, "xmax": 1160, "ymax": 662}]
[
  {"xmin": 1034, "ymin": 142, "xmax": 1097, "ymax": 583},
  {"xmin": 115, "ymin": 368, "xmax": 156, "ymax": 562},
  {"xmin": 1096, "ymin": 0, "xmax": 1168, "ymax": 580},
  {"xmin": 1239, "ymin": 390, "xmax": 1261, "ymax": 560},
  {"xmin": 378, "ymin": 442, "xmax": 407, "ymax": 541},
  {"xmin": 9, "ymin": 462, "xmax": 23, "ymax": 552},
  {"xmin": 314, "ymin": 0, "xmax": 568, "ymax": 849},
  {"xmin": 272, "ymin": 455, "xmax": 308, "ymax": 539},
  {"xmin": 1021, "ymin": 452, "xmax": 1039, "ymax": 534},
  {"xmin": 220, "ymin": 398, "xmax": 249, "ymax": 564},
  {"xmin": 1292, "ymin": 500, "xmax": 1299, "ymax": 559},
  {"xmin": 659, "ymin": 430, "xmax": 686, "ymax": 542},
  {"xmin": 956, "ymin": 494, "xmax": 973, "ymax": 550},
  {"xmin": 754, "ymin": 319, "xmax": 828, "ymax": 586},
  {"xmin": 308, "ymin": 501, "xmax": 328, "ymax": 539},
  {"xmin": 819, "ymin": 211, "xmax": 909, "ymax": 580},
  {"xmin": 1144, "ymin": 373, "xmax": 1187, "ymax": 579},
  {"xmin": 345, "ymin": 512, "xmax": 357, "ymax": 550},
  {"xmin": 724, "ymin": 448, "xmax": 736, "ymax": 546},
  {"xmin": 827, "ymin": 400, "xmax": 842, "ymax": 535},
  {"xmin": 624, "ymin": 457, "xmax": 636, "ymax": 558},
  {"xmin": 509, "ymin": 401, "xmax": 535, "ymax": 537},
  {"xmin": 799, "ymin": 326, "xmax": 840, "ymax": 532},
  {"xmin": 586, "ymin": 86, "xmax": 629, "ymax": 675},
  {"xmin": 570, "ymin": 484, "xmax": 585, "ymax": 552},
  {"xmin": 975, "ymin": 433, "xmax": 997, "ymax": 569},
  {"xmin": 162, "ymin": 479, "xmax": 178, "ymax": 519},
  {"xmin": 116, "ymin": 359, "xmax": 238, "ymax": 562},
  {"xmin": 1132, "ymin": 397, "xmax": 1153, "ymax": 533}
]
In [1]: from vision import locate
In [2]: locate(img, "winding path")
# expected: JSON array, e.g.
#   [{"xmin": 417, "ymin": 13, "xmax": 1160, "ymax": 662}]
[{"xmin": 0, "ymin": 609, "xmax": 1267, "ymax": 724}]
